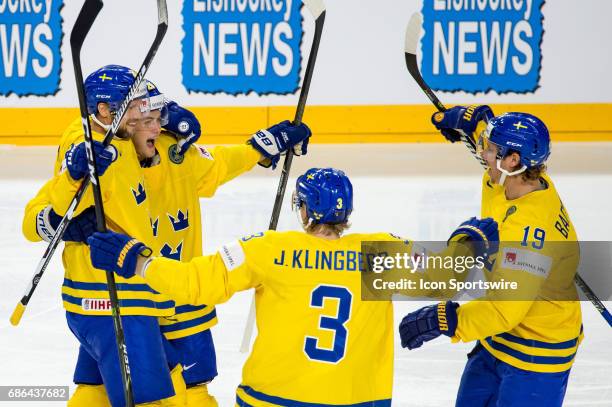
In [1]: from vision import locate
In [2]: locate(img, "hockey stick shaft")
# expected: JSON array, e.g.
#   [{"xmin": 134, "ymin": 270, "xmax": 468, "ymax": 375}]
[
  {"xmin": 240, "ymin": 0, "xmax": 326, "ymax": 353},
  {"xmin": 268, "ymin": 4, "xmax": 325, "ymax": 231},
  {"xmin": 10, "ymin": 0, "xmax": 168, "ymax": 332},
  {"xmin": 575, "ymin": 274, "xmax": 612, "ymax": 327},
  {"xmin": 404, "ymin": 13, "xmax": 483, "ymax": 166},
  {"xmin": 404, "ymin": 12, "xmax": 612, "ymax": 328},
  {"xmin": 70, "ymin": 1, "xmax": 136, "ymax": 404}
]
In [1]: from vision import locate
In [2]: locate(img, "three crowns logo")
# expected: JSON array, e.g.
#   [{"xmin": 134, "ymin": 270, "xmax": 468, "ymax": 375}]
[
  {"xmin": 150, "ymin": 217, "xmax": 159, "ymax": 237},
  {"xmin": 168, "ymin": 209, "xmax": 189, "ymax": 232},
  {"xmin": 131, "ymin": 183, "xmax": 147, "ymax": 205},
  {"xmin": 161, "ymin": 241, "xmax": 183, "ymax": 261}
]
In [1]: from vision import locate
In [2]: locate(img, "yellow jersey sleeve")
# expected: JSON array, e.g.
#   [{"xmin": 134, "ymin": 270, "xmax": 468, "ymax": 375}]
[
  {"xmin": 373, "ymin": 240, "xmax": 475, "ymax": 299},
  {"xmin": 186, "ymin": 144, "xmax": 261, "ymax": 197},
  {"xmin": 22, "ymin": 179, "xmax": 56, "ymax": 242},
  {"xmin": 144, "ymin": 236, "xmax": 265, "ymax": 306},
  {"xmin": 22, "ymin": 121, "xmax": 110, "ymax": 240}
]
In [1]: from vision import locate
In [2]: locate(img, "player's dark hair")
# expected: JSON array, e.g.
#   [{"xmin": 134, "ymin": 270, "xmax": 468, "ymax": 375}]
[
  {"xmin": 522, "ymin": 164, "xmax": 546, "ymax": 181},
  {"xmin": 504, "ymin": 150, "xmax": 546, "ymax": 181},
  {"xmin": 506, "ymin": 149, "xmax": 546, "ymax": 181}
]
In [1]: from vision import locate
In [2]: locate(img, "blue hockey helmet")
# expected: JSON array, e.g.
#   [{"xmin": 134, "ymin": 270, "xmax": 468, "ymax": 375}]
[
  {"xmin": 293, "ymin": 168, "xmax": 353, "ymax": 225},
  {"xmin": 482, "ymin": 112, "xmax": 551, "ymax": 169},
  {"xmin": 84, "ymin": 65, "xmax": 146, "ymax": 115}
]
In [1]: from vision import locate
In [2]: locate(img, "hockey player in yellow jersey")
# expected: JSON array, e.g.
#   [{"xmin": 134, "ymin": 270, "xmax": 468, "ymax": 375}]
[
  {"xmin": 133, "ymin": 82, "xmax": 312, "ymax": 406},
  {"xmin": 23, "ymin": 73, "xmax": 312, "ymax": 407},
  {"xmin": 22, "ymin": 66, "xmax": 186, "ymax": 407},
  {"xmin": 400, "ymin": 107, "xmax": 582, "ymax": 407},
  {"xmin": 87, "ymin": 167, "xmax": 499, "ymax": 407}
]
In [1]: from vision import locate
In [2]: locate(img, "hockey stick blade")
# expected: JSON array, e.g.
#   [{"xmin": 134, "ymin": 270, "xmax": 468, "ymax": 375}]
[
  {"xmin": 404, "ymin": 13, "xmax": 444, "ymax": 112},
  {"xmin": 11, "ymin": 0, "xmax": 168, "ymax": 330},
  {"xmin": 69, "ymin": 0, "xmax": 103, "ymax": 56},
  {"xmin": 240, "ymin": 0, "xmax": 326, "ymax": 353},
  {"xmin": 404, "ymin": 12, "xmax": 484, "ymax": 166}
]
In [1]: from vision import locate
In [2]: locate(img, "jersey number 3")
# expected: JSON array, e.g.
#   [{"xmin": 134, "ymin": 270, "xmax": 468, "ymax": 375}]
[{"xmin": 304, "ymin": 285, "xmax": 352, "ymax": 364}]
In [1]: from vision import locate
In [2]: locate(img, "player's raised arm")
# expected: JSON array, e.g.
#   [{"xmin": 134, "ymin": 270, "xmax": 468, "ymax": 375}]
[
  {"xmin": 194, "ymin": 119, "xmax": 312, "ymax": 197},
  {"xmin": 378, "ymin": 218, "xmax": 499, "ymax": 300},
  {"xmin": 87, "ymin": 230, "xmax": 265, "ymax": 306}
]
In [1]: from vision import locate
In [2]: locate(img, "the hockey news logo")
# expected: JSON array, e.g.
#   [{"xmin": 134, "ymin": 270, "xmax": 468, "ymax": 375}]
[
  {"xmin": 421, "ymin": 0, "xmax": 544, "ymax": 93},
  {"xmin": 182, "ymin": 0, "xmax": 302, "ymax": 94},
  {"xmin": 0, "ymin": 0, "xmax": 63, "ymax": 96}
]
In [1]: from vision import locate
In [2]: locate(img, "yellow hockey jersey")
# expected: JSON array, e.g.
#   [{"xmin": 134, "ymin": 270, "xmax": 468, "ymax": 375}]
[
  {"xmin": 142, "ymin": 231, "xmax": 401, "ymax": 407},
  {"xmin": 454, "ymin": 172, "xmax": 582, "ymax": 373},
  {"xmin": 145, "ymin": 133, "xmax": 261, "ymax": 339},
  {"xmin": 23, "ymin": 118, "xmax": 174, "ymax": 317}
]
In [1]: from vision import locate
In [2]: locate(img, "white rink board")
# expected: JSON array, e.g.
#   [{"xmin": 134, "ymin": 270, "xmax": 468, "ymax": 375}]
[
  {"xmin": 0, "ymin": 145, "xmax": 611, "ymax": 406},
  {"xmin": 0, "ymin": 0, "xmax": 611, "ymax": 107}
]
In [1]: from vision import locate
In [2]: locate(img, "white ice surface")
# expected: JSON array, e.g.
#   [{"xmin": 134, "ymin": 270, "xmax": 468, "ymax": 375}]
[{"xmin": 1, "ymin": 163, "xmax": 611, "ymax": 406}]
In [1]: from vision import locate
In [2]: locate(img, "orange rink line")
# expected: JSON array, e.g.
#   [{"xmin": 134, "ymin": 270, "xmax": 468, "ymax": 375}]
[{"xmin": 0, "ymin": 103, "xmax": 610, "ymax": 145}]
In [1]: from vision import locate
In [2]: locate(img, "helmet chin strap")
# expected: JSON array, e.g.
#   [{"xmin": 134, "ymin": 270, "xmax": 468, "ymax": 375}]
[
  {"xmin": 90, "ymin": 114, "xmax": 111, "ymax": 132},
  {"xmin": 496, "ymin": 159, "xmax": 527, "ymax": 185}
]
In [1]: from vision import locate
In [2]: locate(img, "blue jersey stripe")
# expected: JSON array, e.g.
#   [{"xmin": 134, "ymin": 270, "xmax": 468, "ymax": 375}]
[
  {"xmin": 63, "ymin": 278, "xmax": 159, "ymax": 293},
  {"xmin": 485, "ymin": 337, "xmax": 577, "ymax": 365},
  {"xmin": 160, "ymin": 309, "xmax": 217, "ymax": 333},
  {"xmin": 236, "ymin": 395, "xmax": 252, "ymax": 407},
  {"xmin": 496, "ymin": 332, "xmax": 579, "ymax": 350},
  {"xmin": 175, "ymin": 304, "xmax": 208, "ymax": 314},
  {"xmin": 238, "ymin": 385, "xmax": 392, "ymax": 407},
  {"xmin": 62, "ymin": 293, "xmax": 174, "ymax": 309}
]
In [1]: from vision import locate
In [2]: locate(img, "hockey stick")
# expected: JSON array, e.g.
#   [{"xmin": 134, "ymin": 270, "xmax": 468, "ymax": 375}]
[
  {"xmin": 404, "ymin": 12, "xmax": 612, "ymax": 328},
  {"xmin": 10, "ymin": 0, "xmax": 168, "ymax": 331},
  {"xmin": 239, "ymin": 0, "xmax": 327, "ymax": 353},
  {"xmin": 72, "ymin": 1, "xmax": 134, "ymax": 404},
  {"xmin": 404, "ymin": 13, "xmax": 486, "ymax": 168},
  {"xmin": 575, "ymin": 274, "xmax": 612, "ymax": 327}
]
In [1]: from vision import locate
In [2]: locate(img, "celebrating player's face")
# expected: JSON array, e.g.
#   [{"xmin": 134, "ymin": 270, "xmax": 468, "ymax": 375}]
[
  {"xmin": 132, "ymin": 110, "xmax": 162, "ymax": 160},
  {"xmin": 479, "ymin": 136, "xmax": 502, "ymax": 183},
  {"xmin": 115, "ymin": 100, "xmax": 147, "ymax": 139}
]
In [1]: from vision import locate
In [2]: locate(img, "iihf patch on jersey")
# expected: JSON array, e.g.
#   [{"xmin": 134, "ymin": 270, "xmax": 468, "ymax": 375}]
[
  {"xmin": 220, "ymin": 241, "xmax": 245, "ymax": 271},
  {"xmin": 501, "ymin": 247, "xmax": 552, "ymax": 278},
  {"xmin": 82, "ymin": 298, "xmax": 112, "ymax": 311},
  {"xmin": 196, "ymin": 145, "xmax": 213, "ymax": 160}
]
